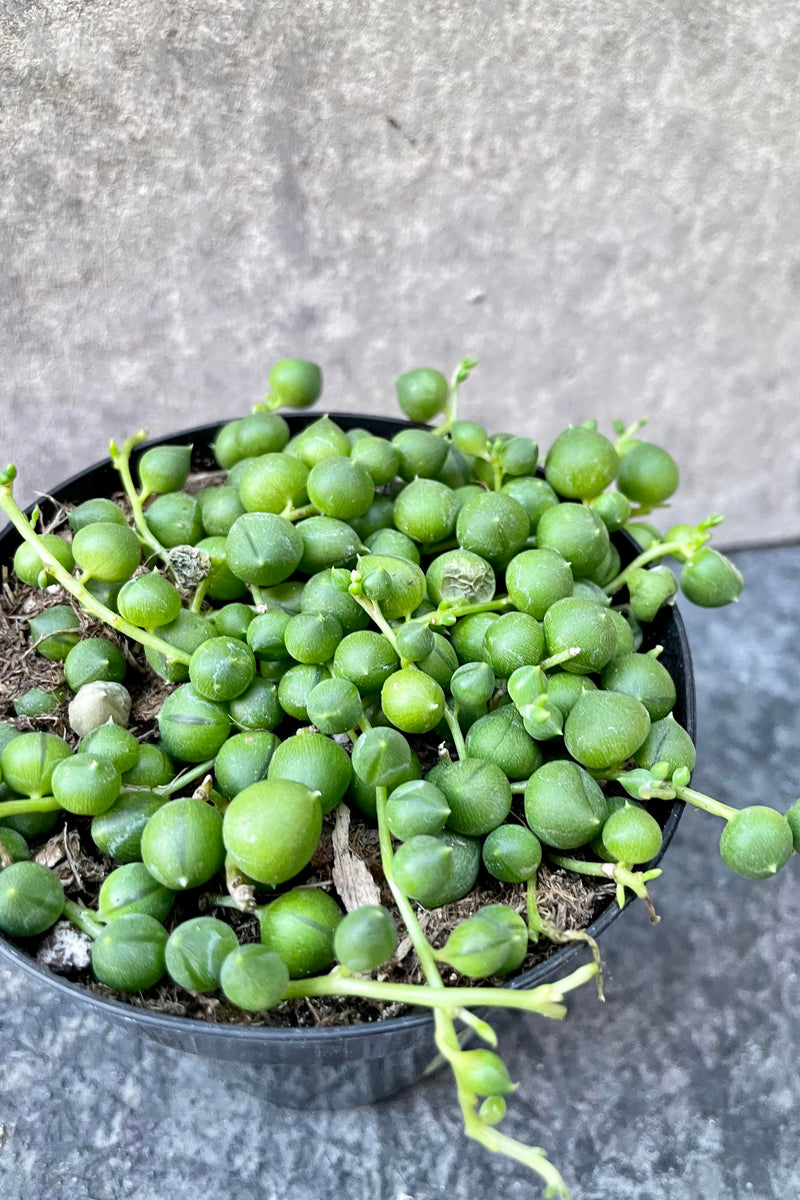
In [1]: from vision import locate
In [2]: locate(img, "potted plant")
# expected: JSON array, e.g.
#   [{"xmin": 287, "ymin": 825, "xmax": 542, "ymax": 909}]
[{"xmin": 0, "ymin": 358, "xmax": 794, "ymax": 1198}]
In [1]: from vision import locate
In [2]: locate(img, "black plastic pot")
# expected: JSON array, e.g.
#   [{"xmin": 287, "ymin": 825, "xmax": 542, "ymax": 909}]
[{"xmin": 0, "ymin": 413, "xmax": 695, "ymax": 1109}]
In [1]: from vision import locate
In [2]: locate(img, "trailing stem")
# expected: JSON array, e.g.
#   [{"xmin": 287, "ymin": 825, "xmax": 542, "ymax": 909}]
[
  {"xmin": 548, "ymin": 855, "xmax": 662, "ymax": 924},
  {"xmin": 603, "ymin": 521, "xmax": 721, "ymax": 597},
  {"xmin": 154, "ymin": 760, "xmax": 218, "ymax": 796},
  {"xmin": 0, "ymin": 796, "xmax": 61, "ymax": 818},
  {"xmin": 421, "ymin": 595, "xmax": 514, "ymax": 629},
  {"xmin": 286, "ymin": 962, "xmax": 598, "ymax": 1016},
  {"xmin": 63, "ymin": 900, "xmax": 105, "ymax": 939},
  {"xmin": 373, "ymin": 783, "xmax": 580, "ymax": 1198},
  {"xmin": 190, "ymin": 578, "xmax": 210, "ymax": 613},
  {"xmin": 0, "ymin": 470, "xmax": 192, "ymax": 668},
  {"xmin": 612, "ymin": 767, "xmax": 738, "ymax": 822},
  {"xmin": 441, "ymin": 705, "xmax": 467, "ymax": 759},
  {"xmin": 349, "ymin": 589, "xmax": 399, "ymax": 649},
  {"xmin": 108, "ymin": 433, "xmax": 172, "ymax": 567},
  {"xmin": 526, "ymin": 878, "xmax": 604, "ymax": 1001},
  {"xmin": 675, "ymin": 786, "xmax": 737, "ymax": 822},
  {"xmin": 281, "ymin": 502, "xmax": 319, "ymax": 522},
  {"xmin": 434, "ymin": 356, "xmax": 479, "ymax": 438}
]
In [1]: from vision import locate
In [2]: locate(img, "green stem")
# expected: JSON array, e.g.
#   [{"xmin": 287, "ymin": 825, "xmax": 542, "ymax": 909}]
[
  {"xmin": 548, "ymin": 854, "xmax": 611, "ymax": 879},
  {"xmin": 442, "ymin": 704, "xmax": 468, "ymax": 760},
  {"xmin": 675, "ymin": 785, "xmax": 737, "ymax": 822},
  {"xmin": 538, "ymin": 647, "xmax": 581, "ymax": 671},
  {"xmin": 549, "ymin": 855, "xmax": 661, "ymax": 923},
  {"xmin": 491, "ymin": 459, "xmax": 504, "ymax": 492},
  {"xmin": 614, "ymin": 417, "xmax": 648, "ymax": 456},
  {"xmin": 109, "ymin": 433, "xmax": 171, "ymax": 565},
  {"xmin": 282, "ymin": 502, "xmax": 320, "ymax": 522},
  {"xmin": 526, "ymin": 879, "xmax": 604, "ymax": 1001},
  {"xmin": 433, "ymin": 356, "xmax": 478, "ymax": 438},
  {"xmin": 155, "ymin": 759, "xmax": 217, "ymax": 796},
  {"xmin": 375, "ymin": 782, "xmax": 585, "ymax": 1195},
  {"xmin": 204, "ymin": 893, "xmax": 242, "ymax": 910},
  {"xmin": 375, "ymin": 785, "xmax": 442, "ymax": 986},
  {"xmin": 190, "ymin": 577, "xmax": 210, "ymax": 613},
  {"xmin": 526, "ymin": 876, "xmax": 544, "ymax": 942},
  {"xmin": 0, "ymin": 478, "xmax": 193, "ymax": 667},
  {"xmin": 435, "ymin": 400, "xmax": 458, "ymax": 440},
  {"xmin": 426, "ymin": 595, "xmax": 513, "ymax": 627},
  {"xmin": 599, "ymin": 766, "xmax": 677, "ymax": 800},
  {"xmin": 351, "ymin": 594, "xmax": 399, "ymax": 650},
  {"xmin": 286, "ymin": 962, "xmax": 597, "ymax": 1016},
  {"xmin": 207, "ymin": 792, "xmax": 230, "ymax": 816},
  {"xmin": 604, "ymin": 535, "xmax": 710, "ymax": 596},
  {"xmin": 0, "ymin": 796, "xmax": 61, "ymax": 817},
  {"xmin": 626, "ymin": 502, "xmax": 665, "ymax": 519},
  {"xmin": 256, "ymin": 393, "xmax": 280, "ymax": 412},
  {"xmin": 438, "ymin": 976, "xmax": 584, "ymax": 1199},
  {"xmin": 612, "ymin": 864, "xmax": 662, "ymax": 922},
  {"xmin": 454, "ymin": 1007, "xmax": 498, "ymax": 1047},
  {"xmin": 458, "ymin": 1109, "xmax": 571, "ymax": 1198},
  {"xmin": 63, "ymin": 899, "xmax": 105, "ymax": 939}
]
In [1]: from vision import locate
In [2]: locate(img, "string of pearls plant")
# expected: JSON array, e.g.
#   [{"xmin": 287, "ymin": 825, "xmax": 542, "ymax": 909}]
[{"xmin": 1, "ymin": 357, "xmax": 796, "ymax": 1197}]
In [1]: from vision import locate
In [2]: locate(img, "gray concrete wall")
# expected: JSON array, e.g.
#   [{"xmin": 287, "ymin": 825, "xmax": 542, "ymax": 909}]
[{"xmin": 2, "ymin": 1, "xmax": 799, "ymax": 546}]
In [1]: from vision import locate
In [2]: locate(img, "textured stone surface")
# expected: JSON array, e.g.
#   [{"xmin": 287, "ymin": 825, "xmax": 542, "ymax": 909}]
[
  {"xmin": 2, "ymin": 3, "xmax": 800, "ymax": 544},
  {"xmin": 1, "ymin": 546, "xmax": 799, "ymax": 1199}
]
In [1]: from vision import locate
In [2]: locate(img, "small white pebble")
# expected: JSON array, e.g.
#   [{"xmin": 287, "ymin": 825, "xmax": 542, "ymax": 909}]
[
  {"xmin": 68, "ymin": 682, "xmax": 131, "ymax": 736},
  {"xmin": 36, "ymin": 920, "xmax": 93, "ymax": 973}
]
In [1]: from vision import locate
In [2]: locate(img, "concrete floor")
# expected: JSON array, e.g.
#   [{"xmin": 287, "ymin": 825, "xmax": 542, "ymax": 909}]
[{"xmin": 1, "ymin": 545, "xmax": 799, "ymax": 1200}]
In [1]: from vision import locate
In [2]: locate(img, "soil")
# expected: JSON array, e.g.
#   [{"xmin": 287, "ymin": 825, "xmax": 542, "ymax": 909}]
[{"xmin": 0, "ymin": 499, "xmax": 616, "ymax": 1028}]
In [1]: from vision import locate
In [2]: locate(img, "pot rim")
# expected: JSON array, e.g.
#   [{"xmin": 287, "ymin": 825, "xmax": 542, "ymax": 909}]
[{"xmin": 0, "ymin": 414, "xmax": 695, "ymax": 1043}]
